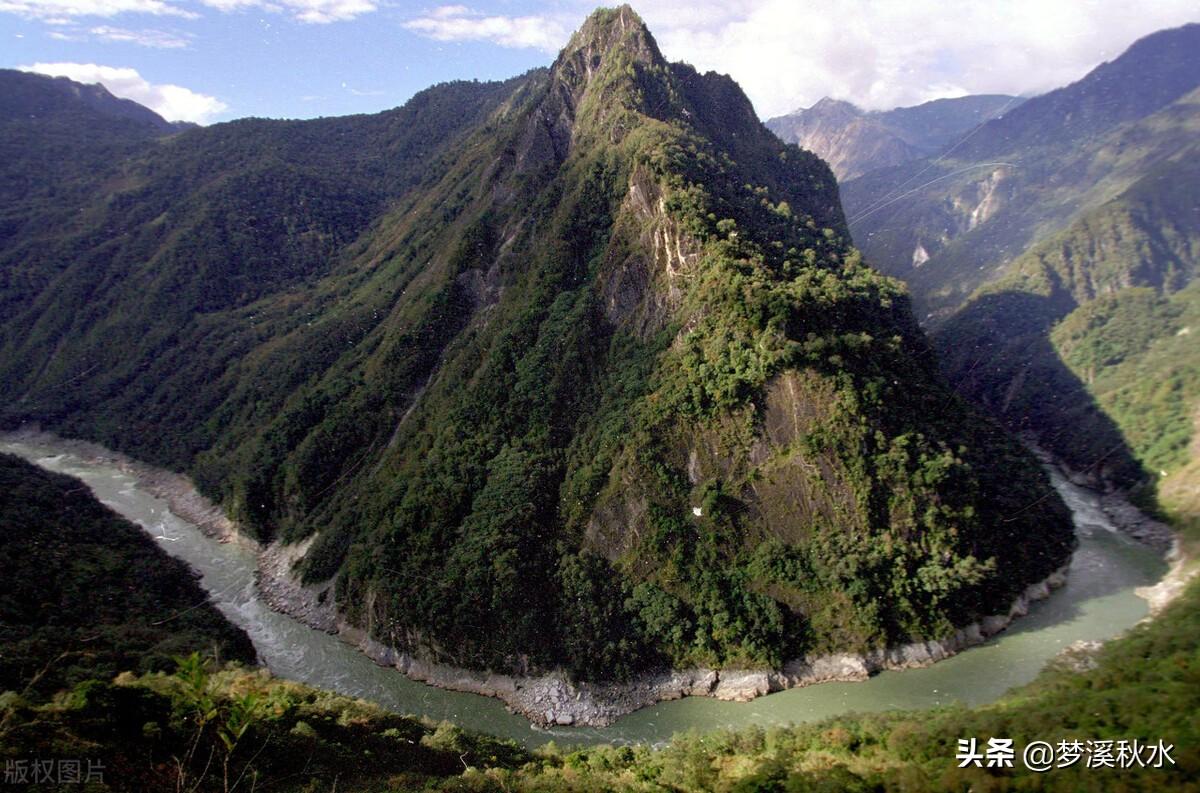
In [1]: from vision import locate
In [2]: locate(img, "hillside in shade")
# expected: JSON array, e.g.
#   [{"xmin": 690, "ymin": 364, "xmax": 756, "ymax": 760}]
[
  {"xmin": 832, "ymin": 22, "xmax": 1199, "ymax": 519},
  {"xmin": 0, "ymin": 453, "xmax": 255, "ymax": 698}
]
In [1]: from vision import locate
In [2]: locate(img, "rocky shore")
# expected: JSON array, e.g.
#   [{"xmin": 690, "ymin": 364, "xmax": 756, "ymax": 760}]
[
  {"xmin": 0, "ymin": 428, "xmax": 1183, "ymax": 728},
  {"xmin": 266, "ymin": 566, "xmax": 1071, "ymax": 727}
]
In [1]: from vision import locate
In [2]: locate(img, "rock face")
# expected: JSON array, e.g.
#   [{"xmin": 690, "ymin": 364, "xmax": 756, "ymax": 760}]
[
  {"xmin": 1098, "ymin": 495, "xmax": 1175, "ymax": 551},
  {"xmin": 1136, "ymin": 539, "xmax": 1198, "ymax": 616}
]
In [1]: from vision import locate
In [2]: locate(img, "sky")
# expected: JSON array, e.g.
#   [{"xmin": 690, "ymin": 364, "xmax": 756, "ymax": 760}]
[{"xmin": 2, "ymin": 1, "xmax": 1198, "ymax": 125}]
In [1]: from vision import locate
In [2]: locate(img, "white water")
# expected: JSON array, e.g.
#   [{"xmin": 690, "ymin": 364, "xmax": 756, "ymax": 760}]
[{"xmin": 2, "ymin": 440, "xmax": 1167, "ymax": 749}]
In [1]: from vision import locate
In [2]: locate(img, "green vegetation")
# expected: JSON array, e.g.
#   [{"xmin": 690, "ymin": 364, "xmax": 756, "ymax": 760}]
[
  {"xmin": 0, "ymin": 654, "xmax": 534, "ymax": 792},
  {"xmin": 4, "ymin": 577, "xmax": 1197, "ymax": 791},
  {"xmin": 936, "ymin": 152, "xmax": 1200, "ymax": 511},
  {"xmin": 0, "ymin": 453, "xmax": 255, "ymax": 700},
  {"xmin": 1052, "ymin": 284, "xmax": 1200, "ymax": 478},
  {"xmin": 843, "ymin": 26, "xmax": 1200, "ymax": 321},
  {"xmin": 0, "ymin": 415, "xmax": 1191, "ymax": 792},
  {"xmin": 0, "ymin": 7, "xmax": 1072, "ymax": 681},
  {"xmin": 511, "ymin": 577, "xmax": 1200, "ymax": 792}
]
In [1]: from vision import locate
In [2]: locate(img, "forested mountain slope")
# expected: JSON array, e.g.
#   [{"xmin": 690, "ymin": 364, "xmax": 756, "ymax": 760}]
[
  {"xmin": 938, "ymin": 151, "xmax": 1200, "ymax": 507},
  {"xmin": 836, "ymin": 22, "xmax": 1199, "ymax": 533},
  {"xmin": 0, "ymin": 7, "xmax": 1072, "ymax": 681}
]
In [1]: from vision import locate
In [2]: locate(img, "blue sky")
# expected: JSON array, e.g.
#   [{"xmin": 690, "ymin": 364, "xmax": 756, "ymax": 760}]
[{"xmin": 3, "ymin": 1, "xmax": 1197, "ymax": 124}]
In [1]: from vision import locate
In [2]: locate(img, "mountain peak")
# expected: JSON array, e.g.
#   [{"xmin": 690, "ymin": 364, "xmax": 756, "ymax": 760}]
[
  {"xmin": 809, "ymin": 96, "xmax": 862, "ymax": 115},
  {"xmin": 558, "ymin": 5, "xmax": 663, "ymax": 76},
  {"xmin": 0, "ymin": 69, "xmax": 171, "ymax": 131},
  {"xmin": 520, "ymin": 4, "xmax": 669, "ymax": 161}
]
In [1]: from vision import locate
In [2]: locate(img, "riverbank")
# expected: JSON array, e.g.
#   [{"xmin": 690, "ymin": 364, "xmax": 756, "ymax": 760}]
[
  {"xmin": 259, "ymin": 557, "xmax": 1072, "ymax": 728},
  {"xmin": 0, "ymin": 428, "xmax": 1179, "ymax": 729},
  {"xmin": 1024, "ymin": 441, "xmax": 1197, "ymax": 618}
]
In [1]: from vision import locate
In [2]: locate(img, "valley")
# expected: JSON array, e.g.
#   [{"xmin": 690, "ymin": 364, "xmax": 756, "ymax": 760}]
[
  {"xmin": 0, "ymin": 433, "xmax": 1169, "ymax": 745},
  {"xmin": 1, "ymin": 4, "xmax": 1197, "ymax": 791},
  {"xmin": 0, "ymin": 5, "xmax": 1075, "ymax": 690}
]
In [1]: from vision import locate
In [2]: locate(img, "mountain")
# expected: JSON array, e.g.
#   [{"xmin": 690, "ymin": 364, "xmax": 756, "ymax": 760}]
[
  {"xmin": 766, "ymin": 94, "xmax": 1019, "ymax": 180},
  {"xmin": 937, "ymin": 152, "xmax": 1200, "ymax": 500},
  {"xmin": 838, "ymin": 23, "xmax": 1200, "ymax": 525},
  {"xmin": 0, "ymin": 69, "xmax": 173, "ymax": 131},
  {"xmin": 0, "ymin": 70, "xmax": 179, "ymax": 252},
  {"xmin": 843, "ymin": 23, "xmax": 1200, "ymax": 322},
  {"xmin": 0, "ymin": 6, "xmax": 1072, "ymax": 683}
]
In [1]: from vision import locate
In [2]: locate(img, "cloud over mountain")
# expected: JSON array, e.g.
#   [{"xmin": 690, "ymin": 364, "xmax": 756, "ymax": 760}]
[{"xmin": 20, "ymin": 61, "xmax": 226, "ymax": 122}]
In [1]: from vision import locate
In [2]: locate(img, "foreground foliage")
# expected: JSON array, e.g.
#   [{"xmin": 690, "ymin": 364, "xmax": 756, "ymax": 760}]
[{"xmin": 2, "ymin": 575, "xmax": 1196, "ymax": 792}]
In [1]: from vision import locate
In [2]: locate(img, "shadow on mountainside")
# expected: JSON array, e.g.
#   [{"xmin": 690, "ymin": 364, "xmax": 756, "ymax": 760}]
[{"xmin": 935, "ymin": 290, "xmax": 1152, "ymax": 499}]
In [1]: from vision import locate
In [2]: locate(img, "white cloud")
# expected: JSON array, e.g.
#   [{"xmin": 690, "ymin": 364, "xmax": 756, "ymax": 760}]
[
  {"xmin": 47, "ymin": 24, "xmax": 191, "ymax": 46},
  {"xmin": 631, "ymin": 0, "xmax": 1200, "ymax": 118},
  {"xmin": 0, "ymin": 0, "xmax": 374, "ymax": 23},
  {"xmin": 0, "ymin": 0, "xmax": 196, "ymax": 20},
  {"xmin": 197, "ymin": 0, "xmax": 376, "ymax": 24},
  {"xmin": 399, "ymin": 1, "xmax": 1199, "ymax": 116},
  {"xmin": 19, "ymin": 62, "xmax": 227, "ymax": 123},
  {"xmin": 403, "ymin": 5, "xmax": 570, "ymax": 52},
  {"xmin": 88, "ymin": 24, "xmax": 191, "ymax": 47}
]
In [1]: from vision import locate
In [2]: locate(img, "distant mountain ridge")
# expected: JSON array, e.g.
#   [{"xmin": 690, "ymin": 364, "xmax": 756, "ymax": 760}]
[
  {"xmin": 766, "ymin": 94, "xmax": 1019, "ymax": 180},
  {"xmin": 951, "ymin": 23, "xmax": 1200, "ymax": 160},
  {"xmin": 834, "ymin": 21, "xmax": 1200, "ymax": 534},
  {"xmin": 0, "ymin": 69, "xmax": 173, "ymax": 131},
  {"xmin": 843, "ymin": 22, "xmax": 1200, "ymax": 321}
]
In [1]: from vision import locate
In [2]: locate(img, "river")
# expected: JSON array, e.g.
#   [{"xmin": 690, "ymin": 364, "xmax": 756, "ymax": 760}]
[{"xmin": 1, "ymin": 439, "xmax": 1167, "ymax": 749}]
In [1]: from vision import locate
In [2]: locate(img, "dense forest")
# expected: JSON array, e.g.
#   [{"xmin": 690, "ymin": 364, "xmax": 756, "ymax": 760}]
[{"xmin": 0, "ymin": 451, "xmax": 1193, "ymax": 791}]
